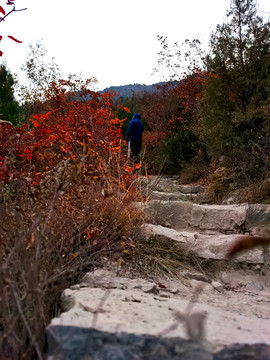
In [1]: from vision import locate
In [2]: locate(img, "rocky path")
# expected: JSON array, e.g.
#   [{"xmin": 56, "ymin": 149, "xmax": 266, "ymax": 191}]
[{"xmin": 47, "ymin": 176, "xmax": 270, "ymax": 359}]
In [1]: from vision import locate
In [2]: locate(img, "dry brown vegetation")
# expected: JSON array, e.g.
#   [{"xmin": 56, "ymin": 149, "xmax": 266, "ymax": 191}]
[{"xmin": 0, "ymin": 163, "xmax": 145, "ymax": 359}]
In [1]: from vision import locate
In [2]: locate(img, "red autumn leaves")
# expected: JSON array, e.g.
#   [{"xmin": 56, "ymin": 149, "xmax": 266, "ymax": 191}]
[
  {"xmin": 7, "ymin": 35, "xmax": 22, "ymax": 42},
  {"xmin": 0, "ymin": 80, "xmax": 130, "ymax": 185}
]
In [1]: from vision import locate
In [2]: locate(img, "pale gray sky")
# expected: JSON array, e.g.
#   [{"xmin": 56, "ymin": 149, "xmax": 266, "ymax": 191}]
[{"xmin": 1, "ymin": 0, "xmax": 270, "ymax": 90}]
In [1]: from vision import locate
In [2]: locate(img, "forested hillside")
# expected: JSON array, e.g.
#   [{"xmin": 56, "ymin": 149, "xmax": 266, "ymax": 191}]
[{"xmin": 102, "ymin": 82, "xmax": 168, "ymax": 99}]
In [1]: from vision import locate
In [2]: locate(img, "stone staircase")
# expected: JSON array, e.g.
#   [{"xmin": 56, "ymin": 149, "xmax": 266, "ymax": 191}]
[
  {"xmin": 139, "ymin": 175, "xmax": 270, "ymax": 267},
  {"xmin": 46, "ymin": 175, "xmax": 270, "ymax": 359},
  {"xmin": 143, "ymin": 175, "xmax": 212, "ymax": 204}
]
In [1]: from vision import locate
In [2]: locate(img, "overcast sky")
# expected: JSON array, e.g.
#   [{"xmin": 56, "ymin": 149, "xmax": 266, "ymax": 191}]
[{"xmin": 1, "ymin": 0, "xmax": 270, "ymax": 91}]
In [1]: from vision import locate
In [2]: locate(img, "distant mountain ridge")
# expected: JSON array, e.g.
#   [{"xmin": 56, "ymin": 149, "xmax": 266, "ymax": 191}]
[{"xmin": 102, "ymin": 82, "xmax": 167, "ymax": 98}]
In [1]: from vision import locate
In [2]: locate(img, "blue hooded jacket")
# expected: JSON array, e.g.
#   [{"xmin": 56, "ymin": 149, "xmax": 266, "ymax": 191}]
[{"xmin": 125, "ymin": 113, "xmax": 144, "ymax": 142}]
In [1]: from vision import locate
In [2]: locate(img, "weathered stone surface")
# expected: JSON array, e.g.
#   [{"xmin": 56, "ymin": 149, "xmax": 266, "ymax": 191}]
[
  {"xmin": 211, "ymin": 281, "xmax": 224, "ymax": 293},
  {"xmin": 150, "ymin": 191, "xmax": 211, "ymax": 204},
  {"xmin": 246, "ymin": 281, "xmax": 264, "ymax": 292},
  {"xmin": 185, "ymin": 233, "xmax": 264, "ymax": 263},
  {"xmin": 189, "ymin": 204, "xmax": 246, "ymax": 232},
  {"xmin": 139, "ymin": 201, "xmax": 247, "ymax": 233},
  {"xmin": 81, "ymin": 269, "xmax": 156, "ymax": 291},
  {"xmin": 181, "ymin": 271, "xmax": 210, "ymax": 283},
  {"xmin": 47, "ymin": 268, "xmax": 270, "ymax": 360},
  {"xmin": 141, "ymin": 224, "xmax": 188, "ymax": 243},
  {"xmin": 47, "ymin": 175, "xmax": 270, "ymax": 358},
  {"xmin": 140, "ymin": 175, "xmax": 183, "ymax": 193},
  {"xmin": 191, "ymin": 193, "xmax": 212, "ymax": 205},
  {"xmin": 214, "ymin": 344, "xmax": 270, "ymax": 360},
  {"xmin": 47, "ymin": 327, "xmax": 214, "ymax": 360},
  {"xmin": 178, "ymin": 185, "xmax": 204, "ymax": 194},
  {"xmin": 245, "ymin": 203, "xmax": 270, "ymax": 230},
  {"xmin": 70, "ymin": 284, "xmax": 80, "ymax": 290},
  {"xmin": 49, "ymin": 271, "xmax": 270, "ymax": 349},
  {"xmin": 139, "ymin": 176, "xmax": 207, "ymax": 196},
  {"xmin": 150, "ymin": 191, "xmax": 190, "ymax": 202},
  {"xmin": 47, "ymin": 326, "xmax": 270, "ymax": 360},
  {"xmin": 138, "ymin": 200, "xmax": 193, "ymax": 230},
  {"xmin": 141, "ymin": 224, "xmax": 264, "ymax": 264}
]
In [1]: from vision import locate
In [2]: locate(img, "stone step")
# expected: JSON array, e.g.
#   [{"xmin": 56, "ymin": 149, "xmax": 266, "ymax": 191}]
[
  {"xmin": 150, "ymin": 190, "xmax": 211, "ymax": 204},
  {"xmin": 139, "ymin": 175, "xmax": 206, "ymax": 195},
  {"xmin": 138, "ymin": 200, "xmax": 247, "ymax": 233},
  {"xmin": 141, "ymin": 224, "xmax": 264, "ymax": 264},
  {"xmin": 47, "ymin": 270, "xmax": 270, "ymax": 359},
  {"xmin": 138, "ymin": 200, "xmax": 270, "ymax": 235}
]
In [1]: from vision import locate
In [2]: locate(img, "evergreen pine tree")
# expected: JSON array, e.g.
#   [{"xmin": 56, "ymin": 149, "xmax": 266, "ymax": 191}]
[{"xmin": 0, "ymin": 64, "xmax": 20, "ymax": 126}]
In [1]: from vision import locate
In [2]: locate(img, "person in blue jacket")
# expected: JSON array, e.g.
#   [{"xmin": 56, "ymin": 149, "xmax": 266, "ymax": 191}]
[{"xmin": 125, "ymin": 113, "xmax": 144, "ymax": 165}]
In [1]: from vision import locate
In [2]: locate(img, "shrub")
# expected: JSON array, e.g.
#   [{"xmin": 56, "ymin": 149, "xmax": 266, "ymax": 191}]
[
  {"xmin": 0, "ymin": 78, "xmax": 145, "ymax": 359},
  {"xmin": 156, "ymin": 128, "xmax": 197, "ymax": 174},
  {"xmin": 141, "ymin": 130, "xmax": 167, "ymax": 174}
]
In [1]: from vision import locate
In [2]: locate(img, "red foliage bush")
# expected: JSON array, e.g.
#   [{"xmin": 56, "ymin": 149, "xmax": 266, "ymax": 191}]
[
  {"xmin": 0, "ymin": 79, "xmax": 130, "ymax": 186},
  {"xmin": 0, "ymin": 78, "xmax": 144, "ymax": 359}
]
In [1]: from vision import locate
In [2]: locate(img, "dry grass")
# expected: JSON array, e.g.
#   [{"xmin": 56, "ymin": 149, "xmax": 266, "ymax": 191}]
[
  {"xmin": 0, "ymin": 163, "xmax": 145, "ymax": 359},
  {"xmin": 0, "ymin": 160, "xmax": 206, "ymax": 358},
  {"xmin": 227, "ymin": 180, "xmax": 270, "ymax": 204},
  {"xmin": 131, "ymin": 235, "xmax": 202, "ymax": 279}
]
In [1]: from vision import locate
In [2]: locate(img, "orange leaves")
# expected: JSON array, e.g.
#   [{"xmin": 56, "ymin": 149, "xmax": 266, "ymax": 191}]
[
  {"xmin": 85, "ymin": 227, "xmax": 99, "ymax": 240},
  {"xmin": 47, "ymin": 134, "xmax": 57, "ymax": 143},
  {"xmin": 31, "ymin": 120, "xmax": 40, "ymax": 128},
  {"xmin": 1, "ymin": 78, "xmax": 131, "ymax": 188},
  {"xmin": 18, "ymin": 148, "xmax": 32, "ymax": 160},
  {"xmin": 111, "ymin": 145, "xmax": 121, "ymax": 152},
  {"xmin": 134, "ymin": 163, "xmax": 141, "ymax": 170},
  {"xmin": 120, "ymin": 238, "xmax": 135, "ymax": 255},
  {"xmin": 123, "ymin": 166, "xmax": 134, "ymax": 173}
]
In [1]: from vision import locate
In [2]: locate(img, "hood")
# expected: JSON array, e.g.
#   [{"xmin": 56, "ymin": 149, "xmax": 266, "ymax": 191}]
[{"xmin": 132, "ymin": 113, "xmax": 141, "ymax": 121}]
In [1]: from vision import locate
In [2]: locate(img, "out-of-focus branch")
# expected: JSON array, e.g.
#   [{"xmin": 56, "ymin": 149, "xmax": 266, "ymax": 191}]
[{"xmin": 0, "ymin": 5, "xmax": 27, "ymax": 23}]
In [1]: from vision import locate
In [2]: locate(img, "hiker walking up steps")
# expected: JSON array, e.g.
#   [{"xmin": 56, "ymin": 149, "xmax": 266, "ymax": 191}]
[{"xmin": 125, "ymin": 113, "xmax": 144, "ymax": 166}]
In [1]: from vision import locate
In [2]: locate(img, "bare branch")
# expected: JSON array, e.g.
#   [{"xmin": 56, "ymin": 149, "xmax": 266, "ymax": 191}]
[
  {"xmin": 0, "ymin": 6, "xmax": 27, "ymax": 23},
  {"xmin": 11, "ymin": 286, "xmax": 43, "ymax": 360}
]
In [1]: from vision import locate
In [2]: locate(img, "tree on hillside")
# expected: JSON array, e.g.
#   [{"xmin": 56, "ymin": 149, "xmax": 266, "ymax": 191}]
[
  {"xmin": 0, "ymin": 64, "xmax": 20, "ymax": 125},
  {"xmin": 19, "ymin": 39, "xmax": 61, "ymax": 121},
  {"xmin": 201, "ymin": 0, "xmax": 270, "ymax": 176},
  {"xmin": 153, "ymin": 36, "xmax": 204, "ymax": 82}
]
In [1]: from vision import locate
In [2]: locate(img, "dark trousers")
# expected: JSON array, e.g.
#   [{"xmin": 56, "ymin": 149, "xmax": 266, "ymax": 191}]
[{"xmin": 130, "ymin": 140, "xmax": 142, "ymax": 165}]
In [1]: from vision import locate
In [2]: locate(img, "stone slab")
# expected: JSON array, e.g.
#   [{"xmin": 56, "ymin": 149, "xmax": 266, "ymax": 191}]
[
  {"xmin": 48, "ymin": 270, "xmax": 270, "ymax": 356},
  {"xmin": 141, "ymin": 224, "xmax": 264, "ymax": 264},
  {"xmin": 139, "ymin": 201, "xmax": 247, "ymax": 233},
  {"xmin": 150, "ymin": 191, "xmax": 211, "ymax": 204},
  {"xmin": 46, "ymin": 326, "xmax": 270, "ymax": 360}
]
